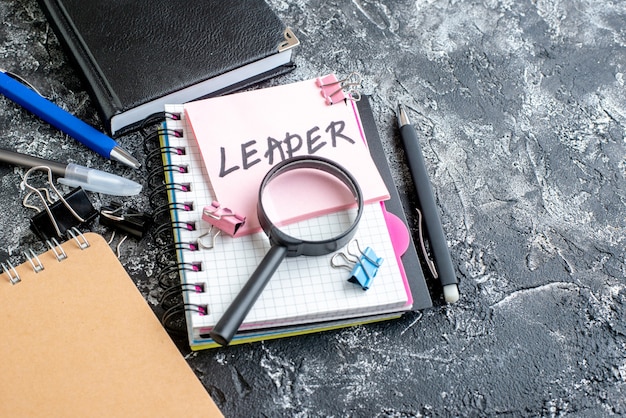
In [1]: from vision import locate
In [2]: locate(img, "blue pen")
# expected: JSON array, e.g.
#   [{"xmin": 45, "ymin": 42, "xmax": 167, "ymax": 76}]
[{"xmin": 0, "ymin": 69, "xmax": 140, "ymax": 169}]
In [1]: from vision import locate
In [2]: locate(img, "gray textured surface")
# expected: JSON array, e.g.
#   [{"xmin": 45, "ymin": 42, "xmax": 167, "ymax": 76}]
[{"xmin": 1, "ymin": 0, "xmax": 625, "ymax": 417}]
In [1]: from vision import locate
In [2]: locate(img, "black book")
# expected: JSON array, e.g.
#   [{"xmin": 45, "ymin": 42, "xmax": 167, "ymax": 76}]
[
  {"xmin": 37, "ymin": 0, "xmax": 299, "ymax": 136},
  {"xmin": 357, "ymin": 96, "xmax": 433, "ymax": 312}
]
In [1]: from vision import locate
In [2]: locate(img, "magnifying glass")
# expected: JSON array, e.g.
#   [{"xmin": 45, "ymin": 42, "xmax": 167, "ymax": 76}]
[{"xmin": 210, "ymin": 155, "xmax": 364, "ymax": 346}]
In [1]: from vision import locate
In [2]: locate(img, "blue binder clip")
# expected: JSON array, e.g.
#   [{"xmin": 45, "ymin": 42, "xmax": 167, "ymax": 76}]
[{"xmin": 331, "ymin": 240, "xmax": 383, "ymax": 291}]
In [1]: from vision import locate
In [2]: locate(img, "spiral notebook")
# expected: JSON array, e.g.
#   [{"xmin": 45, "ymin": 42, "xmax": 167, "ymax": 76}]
[
  {"xmin": 0, "ymin": 233, "xmax": 222, "ymax": 417},
  {"xmin": 155, "ymin": 76, "xmax": 431, "ymax": 350}
]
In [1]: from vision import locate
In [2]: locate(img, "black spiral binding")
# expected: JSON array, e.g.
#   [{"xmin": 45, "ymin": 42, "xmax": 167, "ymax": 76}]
[
  {"xmin": 142, "ymin": 113, "xmax": 208, "ymax": 337},
  {"xmin": 154, "ymin": 220, "xmax": 197, "ymax": 242}
]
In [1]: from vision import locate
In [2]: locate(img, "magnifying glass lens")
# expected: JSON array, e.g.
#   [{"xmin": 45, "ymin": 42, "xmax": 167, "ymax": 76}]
[{"xmin": 261, "ymin": 167, "xmax": 360, "ymax": 241}]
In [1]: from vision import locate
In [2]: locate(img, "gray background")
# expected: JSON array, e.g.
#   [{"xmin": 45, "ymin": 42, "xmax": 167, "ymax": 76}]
[{"xmin": 1, "ymin": 0, "xmax": 625, "ymax": 416}]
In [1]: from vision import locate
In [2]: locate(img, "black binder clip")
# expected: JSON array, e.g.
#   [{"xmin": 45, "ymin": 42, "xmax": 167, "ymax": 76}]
[
  {"xmin": 331, "ymin": 239, "xmax": 383, "ymax": 291},
  {"xmin": 198, "ymin": 201, "xmax": 246, "ymax": 249},
  {"xmin": 316, "ymin": 72, "xmax": 362, "ymax": 105},
  {"xmin": 22, "ymin": 167, "xmax": 98, "ymax": 241},
  {"xmin": 100, "ymin": 202, "xmax": 153, "ymax": 239}
]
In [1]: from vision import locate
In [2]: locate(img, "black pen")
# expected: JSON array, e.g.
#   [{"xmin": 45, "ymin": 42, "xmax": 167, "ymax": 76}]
[
  {"xmin": 397, "ymin": 104, "xmax": 459, "ymax": 303},
  {"xmin": 0, "ymin": 147, "xmax": 142, "ymax": 196}
]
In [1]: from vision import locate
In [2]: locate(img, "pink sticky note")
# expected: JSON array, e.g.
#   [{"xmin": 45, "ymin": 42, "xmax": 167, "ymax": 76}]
[
  {"xmin": 184, "ymin": 77, "xmax": 389, "ymax": 235},
  {"xmin": 260, "ymin": 167, "xmax": 358, "ymax": 228}
]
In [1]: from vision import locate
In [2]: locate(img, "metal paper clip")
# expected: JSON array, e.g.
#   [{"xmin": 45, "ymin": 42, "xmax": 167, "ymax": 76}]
[
  {"xmin": 416, "ymin": 208, "xmax": 439, "ymax": 279},
  {"xmin": 106, "ymin": 231, "xmax": 128, "ymax": 258},
  {"xmin": 0, "ymin": 69, "xmax": 45, "ymax": 96},
  {"xmin": 22, "ymin": 166, "xmax": 98, "ymax": 240},
  {"xmin": 100, "ymin": 201, "xmax": 153, "ymax": 239},
  {"xmin": 197, "ymin": 201, "xmax": 246, "ymax": 249},
  {"xmin": 331, "ymin": 239, "xmax": 383, "ymax": 290},
  {"xmin": 315, "ymin": 72, "xmax": 362, "ymax": 105},
  {"xmin": 100, "ymin": 201, "xmax": 152, "ymax": 257}
]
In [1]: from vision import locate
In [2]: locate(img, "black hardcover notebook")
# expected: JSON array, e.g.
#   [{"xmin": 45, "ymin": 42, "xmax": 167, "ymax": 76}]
[
  {"xmin": 357, "ymin": 96, "xmax": 433, "ymax": 312},
  {"xmin": 36, "ymin": 0, "xmax": 299, "ymax": 136}
]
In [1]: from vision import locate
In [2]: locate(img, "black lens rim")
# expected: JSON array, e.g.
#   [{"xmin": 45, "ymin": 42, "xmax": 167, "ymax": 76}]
[{"xmin": 257, "ymin": 155, "xmax": 363, "ymax": 257}]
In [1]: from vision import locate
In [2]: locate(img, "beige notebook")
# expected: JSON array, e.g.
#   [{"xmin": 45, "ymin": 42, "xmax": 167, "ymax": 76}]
[{"xmin": 0, "ymin": 232, "xmax": 222, "ymax": 418}]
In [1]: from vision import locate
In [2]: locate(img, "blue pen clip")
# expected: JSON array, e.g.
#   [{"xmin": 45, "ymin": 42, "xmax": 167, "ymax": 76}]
[{"xmin": 331, "ymin": 240, "xmax": 383, "ymax": 291}]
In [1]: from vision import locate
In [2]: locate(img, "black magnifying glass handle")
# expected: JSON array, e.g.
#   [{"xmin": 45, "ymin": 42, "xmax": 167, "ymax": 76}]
[{"xmin": 210, "ymin": 244, "xmax": 288, "ymax": 346}]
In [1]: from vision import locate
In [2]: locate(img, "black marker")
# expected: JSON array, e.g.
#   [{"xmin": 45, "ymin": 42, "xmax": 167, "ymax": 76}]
[{"xmin": 397, "ymin": 104, "xmax": 459, "ymax": 303}]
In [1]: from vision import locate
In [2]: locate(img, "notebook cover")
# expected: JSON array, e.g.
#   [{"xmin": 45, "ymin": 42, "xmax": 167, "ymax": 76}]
[
  {"xmin": 36, "ymin": 0, "xmax": 295, "ymax": 136},
  {"xmin": 0, "ymin": 233, "xmax": 222, "ymax": 417},
  {"xmin": 356, "ymin": 96, "xmax": 433, "ymax": 311}
]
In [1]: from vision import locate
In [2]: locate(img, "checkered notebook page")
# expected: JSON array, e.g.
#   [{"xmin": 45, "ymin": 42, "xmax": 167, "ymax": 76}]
[{"xmin": 161, "ymin": 104, "xmax": 411, "ymax": 339}]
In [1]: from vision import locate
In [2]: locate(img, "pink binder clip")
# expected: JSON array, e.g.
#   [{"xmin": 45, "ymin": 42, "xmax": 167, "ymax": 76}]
[
  {"xmin": 201, "ymin": 201, "xmax": 246, "ymax": 237},
  {"xmin": 315, "ymin": 72, "xmax": 362, "ymax": 105}
]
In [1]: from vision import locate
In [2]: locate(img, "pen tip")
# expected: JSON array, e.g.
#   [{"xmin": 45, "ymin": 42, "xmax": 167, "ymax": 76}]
[
  {"xmin": 397, "ymin": 103, "xmax": 410, "ymax": 127},
  {"xmin": 111, "ymin": 146, "xmax": 141, "ymax": 169},
  {"xmin": 127, "ymin": 183, "xmax": 143, "ymax": 196}
]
